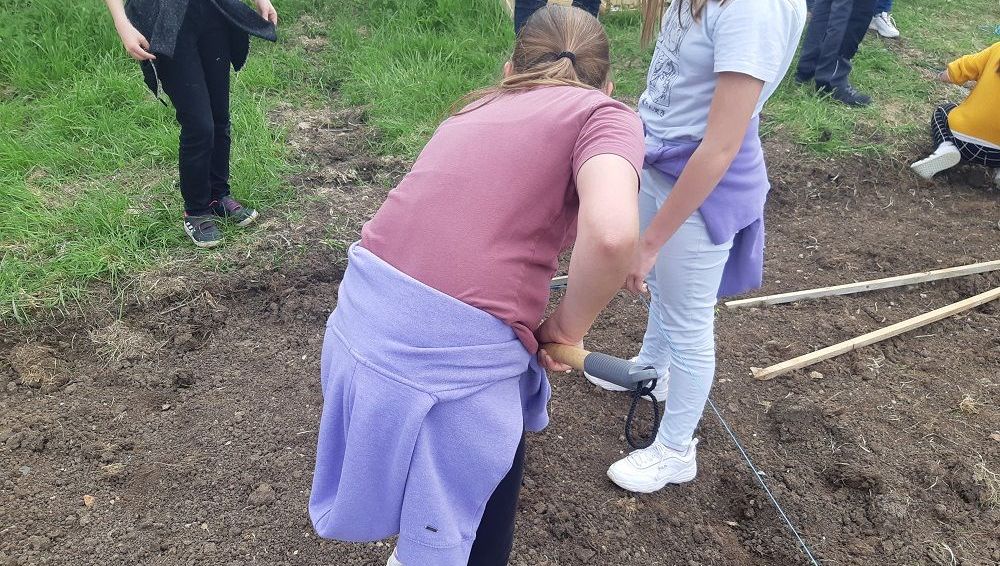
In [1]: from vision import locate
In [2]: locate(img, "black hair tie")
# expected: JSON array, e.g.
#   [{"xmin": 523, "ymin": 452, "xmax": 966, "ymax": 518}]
[{"xmin": 557, "ymin": 51, "xmax": 577, "ymax": 64}]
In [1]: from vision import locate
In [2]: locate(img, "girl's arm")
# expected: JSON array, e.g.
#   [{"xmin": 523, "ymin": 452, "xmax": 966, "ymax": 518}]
[
  {"xmin": 623, "ymin": 72, "xmax": 764, "ymax": 294},
  {"xmin": 537, "ymin": 154, "xmax": 640, "ymax": 371},
  {"xmin": 103, "ymin": 0, "xmax": 156, "ymax": 60},
  {"xmin": 946, "ymin": 45, "xmax": 996, "ymax": 85}
]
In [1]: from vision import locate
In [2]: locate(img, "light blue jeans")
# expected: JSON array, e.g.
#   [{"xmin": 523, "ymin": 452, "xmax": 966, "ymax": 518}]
[{"xmin": 634, "ymin": 167, "xmax": 733, "ymax": 452}]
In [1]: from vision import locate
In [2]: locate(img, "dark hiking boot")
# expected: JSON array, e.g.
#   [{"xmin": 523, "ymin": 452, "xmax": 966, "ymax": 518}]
[
  {"xmin": 183, "ymin": 213, "xmax": 223, "ymax": 248},
  {"xmin": 212, "ymin": 196, "xmax": 259, "ymax": 227},
  {"xmin": 817, "ymin": 82, "xmax": 872, "ymax": 108}
]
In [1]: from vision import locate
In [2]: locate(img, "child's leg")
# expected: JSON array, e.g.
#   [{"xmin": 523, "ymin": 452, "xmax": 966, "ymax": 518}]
[
  {"xmin": 795, "ymin": 0, "xmax": 833, "ymax": 81},
  {"xmin": 634, "ymin": 171, "xmax": 672, "ymax": 376},
  {"xmin": 931, "ymin": 103, "xmax": 958, "ymax": 149},
  {"xmin": 466, "ymin": 434, "xmax": 526, "ymax": 566},
  {"xmin": 649, "ymin": 213, "xmax": 731, "ymax": 452},
  {"xmin": 199, "ymin": 7, "xmax": 234, "ymax": 203},
  {"xmin": 154, "ymin": 28, "xmax": 215, "ymax": 216},
  {"xmin": 606, "ymin": 171, "xmax": 732, "ymax": 493},
  {"xmin": 911, "ymin": 104, "xmax": 962, "ymax": 179},
  {"xmin": 812, "ymin": 0, "xmax": 856, "ymax": 86}
]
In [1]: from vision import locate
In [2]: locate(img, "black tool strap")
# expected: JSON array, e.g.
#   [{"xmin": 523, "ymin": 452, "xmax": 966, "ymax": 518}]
[{"xmin": 624, "ymin": 379, "xmax": 662, "ymax": 449}]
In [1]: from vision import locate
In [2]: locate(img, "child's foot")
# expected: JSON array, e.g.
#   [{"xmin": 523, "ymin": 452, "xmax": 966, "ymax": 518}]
[
  {"xmin": 910, "ymin": 142, "xmax": 961, "ymax": 179},
  {"xmin": 183, "ymin": 213, "xmax": 223, "ymax": 248},
  {"xmin": 386, "ymin": 548, "xmax": 403, "ymax": 566},
  {"xmin": 584, "ymin": 356, "xmax": 669, "ymax": 402},
  {"xmin": 993, "ymin": 168, "xmax": 1000, "ymax": 188},
  {"xmin": 212, "ymin": 196, "xmax": 259, "ymax": 227},
  {"xmin": 607, "ymin": 439, "xmax": 698, "ymax": 493},
  {"xmin": 870, "ymin": 12, "xmax": 900, "ymax": 38},
  {"xmin": 817, "ymin": 82, "xmax": 872, "ymax": 107}
]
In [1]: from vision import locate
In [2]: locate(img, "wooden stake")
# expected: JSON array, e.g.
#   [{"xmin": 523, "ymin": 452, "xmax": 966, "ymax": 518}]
[
  {"xmin": 751, "ymin": 286, "xmax": 1000, "ymax": 381},
  {"xmin": 726, "ymin": 260, "xmax": 1000, "ymax": 309}
]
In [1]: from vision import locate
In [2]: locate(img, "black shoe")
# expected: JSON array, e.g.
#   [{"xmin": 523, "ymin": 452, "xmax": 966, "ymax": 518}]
[
  {"xmin": 211, "ymin": 196, "xmax": 259, "ymax": 227},
  {"xmin": 817, "ymin": 82, "xmax": 872, "ymax": 107},
  {"xmin": 183, "ymin": 213, "xmax": 223, "ymax": 248},
  {"xmin": 794, "ymin": 71, "xmax": 813, "ymax": 85}
]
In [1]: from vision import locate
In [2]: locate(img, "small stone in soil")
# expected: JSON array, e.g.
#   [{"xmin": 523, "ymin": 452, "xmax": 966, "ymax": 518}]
[
  {"xmin": 809, "ymin": 371, "xmax": 824, "ymax": 379},
  {"xmin": 248, "ymin": 484, "xmax": 276, "ymax": 506},
  {"xmin": 27, "ymin": 535, "xmax": 52, "ymax": 551}
]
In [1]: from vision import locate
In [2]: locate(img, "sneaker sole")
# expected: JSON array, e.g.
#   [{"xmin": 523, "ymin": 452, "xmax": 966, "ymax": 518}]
[
  {"xmin": 607, "ymin": 466, "xmax": 697, "ymax": 494},
  {"xmin": 184, "ymin": 226, "xmax": 223, "ymax": 249},
  {"xmin": 911, "ymin": 151, "xmax": 961, "ymax": 179},
  {"xmin": 235, "ymin": 209, "xmax": 259, "ymax": 228}
]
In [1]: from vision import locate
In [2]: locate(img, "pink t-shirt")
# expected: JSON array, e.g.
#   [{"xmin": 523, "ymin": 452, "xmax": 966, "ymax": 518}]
[{"xmin": 362, "ymin": 86, "xmax": 645, "ymax": 352}]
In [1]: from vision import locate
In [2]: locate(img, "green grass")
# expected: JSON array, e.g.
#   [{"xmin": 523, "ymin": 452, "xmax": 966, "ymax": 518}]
[
  {"xmin": 2, "ymin": 0, "xmax": 997, "ymax": 319},
  {"xmin": 0, "ymin": 0, "xmax": 333, "ymax": 319}
]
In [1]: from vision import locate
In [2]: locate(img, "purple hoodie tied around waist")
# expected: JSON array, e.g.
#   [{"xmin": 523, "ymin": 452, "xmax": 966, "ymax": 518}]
[
  {"xmin": 309, "ymin": 243, "xmax": 550, "ymax": 565},
  {"xmin": 644, "ymin": 117, "xmax": 770, "ymax": 297}
]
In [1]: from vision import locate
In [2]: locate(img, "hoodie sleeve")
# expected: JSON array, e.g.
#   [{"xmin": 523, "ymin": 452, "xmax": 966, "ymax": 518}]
[{"xmin": 947, "ymin": 42, "xmax": 1000, "ymax": 84}]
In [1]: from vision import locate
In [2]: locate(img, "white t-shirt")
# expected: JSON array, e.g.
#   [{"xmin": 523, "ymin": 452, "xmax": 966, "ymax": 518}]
[{"xmin": 639, "ymin": 0, "xmax": 807, "ymax": 143}]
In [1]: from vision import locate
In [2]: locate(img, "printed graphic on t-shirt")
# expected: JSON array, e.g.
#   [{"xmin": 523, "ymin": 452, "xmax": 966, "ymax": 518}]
[{"xmin": 639, "ymin": 2, "xmax": 694, "ymax": 117}]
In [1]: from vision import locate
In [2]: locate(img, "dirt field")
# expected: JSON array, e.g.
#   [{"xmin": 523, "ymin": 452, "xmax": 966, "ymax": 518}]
[{"xmin": 2, "ymin": 103, "xmax": 999, "ymax": 566}]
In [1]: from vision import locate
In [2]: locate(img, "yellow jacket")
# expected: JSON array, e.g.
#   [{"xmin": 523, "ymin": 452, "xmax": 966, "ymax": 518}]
[{"xmin": 946, "ymin": 42, "xmax": 1000, "ymax": 147}]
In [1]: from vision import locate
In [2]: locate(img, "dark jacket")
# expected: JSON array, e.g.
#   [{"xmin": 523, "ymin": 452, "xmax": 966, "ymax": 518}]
[{"xmin": 124, "ymin": 0, "xmax": 277, "ymax": 95}]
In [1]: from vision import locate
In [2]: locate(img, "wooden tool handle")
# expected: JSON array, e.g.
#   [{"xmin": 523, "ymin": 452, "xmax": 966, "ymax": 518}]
[{"xmin": 540, "ymin": 343, "xmax": 589, "ymax": 370}]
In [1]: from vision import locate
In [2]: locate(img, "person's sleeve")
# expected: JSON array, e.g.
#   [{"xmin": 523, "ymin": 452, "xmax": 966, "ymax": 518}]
[
  {"xmin": 947, "ymin": 42, "xmax": 1000, "ymax": 84},
  {"xmin": 572, "ymin": 102, "xmax": 645, "ymax": 182},
  {"xmin": 712, "ymin": 0, "xmax": 798, "ymax": 83}
]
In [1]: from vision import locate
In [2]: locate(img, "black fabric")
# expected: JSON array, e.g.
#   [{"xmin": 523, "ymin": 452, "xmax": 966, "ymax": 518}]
[
  {"xmin": 125, "ymin": 0, "xmax": 276, "ymax": 95},
  {"xmin": 467, "ymin": 433, "xmax": 526, "ymax": 566},
  {"xmin": 514, "ymin": 0, "xmax": 602, "ymax": 34},
  {"xmin": 796, "ymin": 0, "xmax": 877, "ymax": 87},
  {"xmin": 154, "ymin": 0, "xmax": 233, "ymax": 215},
  {"xmin": 932, "ymin": 103, "xmax": 1000, "ymax": 167}
]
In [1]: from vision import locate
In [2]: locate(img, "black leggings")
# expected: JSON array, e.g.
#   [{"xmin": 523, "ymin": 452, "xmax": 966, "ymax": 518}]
[
  {"xmin": 153, "ymin": 0, "xmax": 233, "ymax": 216},
  {"xmin": 467, "ymin": 434, "xmax": 526, "ymax": 565},
  {"xmin": 514, "ymin": 0, "xmax": 602, "ymax": 34},
  {"xmin": 931, "ymin": 103, "xmax": 1000, "ymax": 168}
]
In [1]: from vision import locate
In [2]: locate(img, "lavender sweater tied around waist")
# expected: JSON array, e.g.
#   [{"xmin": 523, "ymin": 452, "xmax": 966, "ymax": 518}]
[
  {"xmin": 309, "ymin": 243, "xmax": 550, "ymax": 565},
  {"xmin": 644, "ymin": 117, "xmax": 770, "ymax": 297}
]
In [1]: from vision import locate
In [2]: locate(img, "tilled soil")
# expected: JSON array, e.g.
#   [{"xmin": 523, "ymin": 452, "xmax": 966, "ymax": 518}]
[{"xmin": 2, "ymin": 105, "xmax": 999, "ymax": 566}]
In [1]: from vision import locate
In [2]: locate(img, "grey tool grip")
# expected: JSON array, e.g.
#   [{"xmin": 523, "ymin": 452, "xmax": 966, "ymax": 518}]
[{"xmin": 583, "ymin": 353, "xmax": 658, "ymax": 389}]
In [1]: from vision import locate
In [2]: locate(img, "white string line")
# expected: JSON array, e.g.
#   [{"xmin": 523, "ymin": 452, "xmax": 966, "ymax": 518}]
[{"xmin": 635, "ymin": 294, "xmax": 821, "ymax": 565}]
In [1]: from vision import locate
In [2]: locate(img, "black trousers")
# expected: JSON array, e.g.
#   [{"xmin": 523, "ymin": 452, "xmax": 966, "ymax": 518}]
[
  {"xmin": 932, "ymin": 103, "xmax": 1000, "ymax": 168},
  {"xmin": 514, "ymin": 0, "xmax": 602, "ymax": 34},
  {"xmin": 154, "ymin": 0, "xmax": 233, "ymax": 216},
  {"xmin": 796, "ymin": 0, "xmax": 877, "ymax": 87},
  {"xmin": 467, "ymin": 434, "xmax": 526, "ymax": 565}
]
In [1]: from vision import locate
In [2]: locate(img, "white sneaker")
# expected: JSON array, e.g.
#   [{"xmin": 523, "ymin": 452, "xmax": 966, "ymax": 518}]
[
  {"xmin": 386, "ymin": 549, "xmax": 403, "ymax": 566},
  {"xmin": 870, "ymin": 12, "xmax": 900, "ymax": 38},
  {"xmin": 911, "ymin": 142, "xmax": 961, "ymax": 179},
  {"xmin": 607, "ymin": 439, "xmax": 698, "ymax": 493},
  {"xmin": 584, "ymin": 356, "xmax": 669, "ymax": 402}
]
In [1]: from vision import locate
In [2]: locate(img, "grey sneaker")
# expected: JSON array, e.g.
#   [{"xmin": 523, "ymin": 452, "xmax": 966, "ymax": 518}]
[
  {"xmin": 211, "ymin": 196, "xmax": 259, "ymax": 227},
  {"xmin": 183, "ymin": 214, "xmax": 223, "ymax": 248}
]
